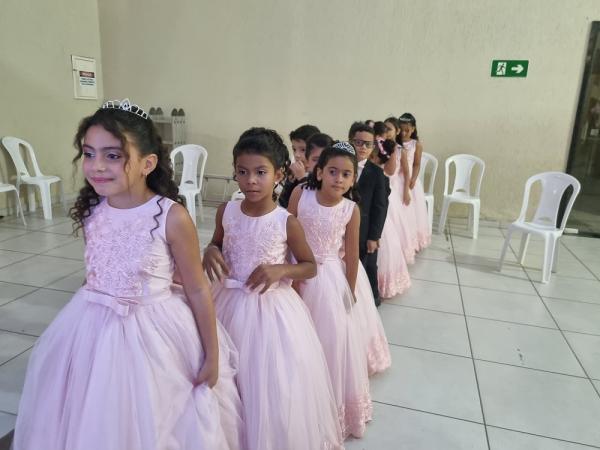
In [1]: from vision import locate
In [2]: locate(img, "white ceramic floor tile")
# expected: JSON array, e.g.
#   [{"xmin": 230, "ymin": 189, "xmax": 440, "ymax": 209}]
[
  {"xmin": 0, "ymin": 231, "xmax": 77, "ymax": 254},
  {"xmin": 0, "ymin": 349, "xmax": 31, "ymax": 414},
  {"xmin": 0, "ymin": 332, "xmax": 36, "ymax": 365},
  {"xmin": 0, "ymin": 250, "xmax": 32, "ymax": 269},
  {"xmin": 0, "ymin": 282, "xmax": 38, "ymax": 307},
  {"xmin": 461, "ymin": 286, "xmax": 555, "ymax": 328},
  {"xmin": 0, "ymin": 255, "xmax": 83, "ymax": 287},
  {"xmin": 386, "ymin": 279, "xmax": 463, "ymax": 314},
  {"xmin": 0, "ymin": 228, "xmax": 28, "ymax": 243},
  {"xmin": 544, "ymin": 298, "xmax": 600, "ymax": 335},
  {"xmin": 345, "ymin": 402, "xmax": 487, "ymax": 450},
  {"xmin": 409, "ymin": 258, "xmax": 458, "ymax": 284},
  {"xmin": 468, "ymin": 317, "xmax": 585, "ymax": 376},
  {"xmin": 451, "ymin": 234, "xmax": 507, "ymax": 251},
  {"xmin": 380, "ymin": 304, "xmax": 470, "ymax": 356},
  {"xmin": 487, "ymin": 426, "xmax": 598, "ymax": 449},
  {"xmin": 416, "ymin": 246, "xmax": 453, "ymax": 262},
  {"xmin": 533, "ymin": 277, "xmax": 600, "ymax": 305},
  {"xmin": 370, "ymin": 346, "xmax": 482, "ymax": 422},
  {"xmin": 477, "ymin": 360, "xmax": 600, "ymax": 446},
  {"xmin": 457, "ymin": 264, "xmax": 536, "ymax": 295},
  {"xmin": 454, "ymin": 246, "xmax": 519, "ymax": 268},
  {"xmin": 563, "ymin": 332, "xmax": 600, "ymax": 380},
  {"xmin": 0, "ymin": 411, "xmax": 16, "ymax": 439},
  {"xmin": 0, "ymin": 289, "xmax": 71, "ymax": 336},
  {"xmin": 38, "ymin": 220, "xmax": 77, "ymax": 235},
  {"xmin": 42, "ymin": 239, "xmax": 84, "ymax": 260},
  {"xmin": 44, "ymin": 269, "xmax": 85, "ymax": 293}
]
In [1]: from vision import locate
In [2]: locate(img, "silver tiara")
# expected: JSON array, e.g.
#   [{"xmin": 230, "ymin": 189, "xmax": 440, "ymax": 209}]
[
  {"xmin": 333, "ymin": 141, "xmax": 356, "ymax": 155},
  {"xmin": 101, "ymin": 98, "xmax": 149, "ymax": 120},
  {"xmin": 398, "ymin": 116, "xmax": 414, "ymax": 123}
]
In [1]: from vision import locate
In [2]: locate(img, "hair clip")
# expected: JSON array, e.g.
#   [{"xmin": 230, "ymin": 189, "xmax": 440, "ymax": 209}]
[
  {"xmin": 332, "ymin": 141, "xmax": 356, "ymax": 155},
  {"xmin": 101, "ymin": 98, "xmax": 149, "ymax": 120},
  {"xmin": 398, "ymin": 116, "xmax": 413, "ymax": 123}
]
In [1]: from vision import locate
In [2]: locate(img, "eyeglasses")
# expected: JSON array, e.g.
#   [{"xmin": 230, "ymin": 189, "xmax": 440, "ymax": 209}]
[{"xmin": 351, "ymin": 139, "xmax": 374, "ymax": 149}]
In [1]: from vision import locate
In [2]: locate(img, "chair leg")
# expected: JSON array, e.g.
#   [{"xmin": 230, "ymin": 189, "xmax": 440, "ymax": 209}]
[
  {"xmin": 185, "ymin": 193, "xmax": 197, "ymax": 226},
  {"xmin": 471, "ymin": 202, "xmax": 480, "ymax": 239},
  {"xmin": 518, "ymin": 233, "xmax": 530, "ymax": 265},
  {"xmin": 13, "ymin": 190, "xmax": 27, "ymax": 226},
  {"xmin": 59, "ymin": 181, "xmax": 67, "ymax": 213},
  {"xmin": 498, "ymin": 227, "xmax": 513, "ymax": 271},
  {"xmin": 438, "ymin": 198, "xmax": 450, "ymax": 234},
  {"xmin": 427, "ymin": 198, "xmax": 434, "ymax": 235},
  {"xmin": 542, "ymin": 236, "xmax": 557, "ymax": 283},
  {"xmin": 27, "ymin": 185, "xmax": 37, "ymax": 213},
  {"xmin": 38, "ymin": 183, "xmax": 53, "ymax": 220},
  {"xmin": 467, "ymin": 207, "xmax": 473, "ymax": 232},
  {"xmin": 197, "ymin": 195, "xmax": 204, "ymax": 223},
  {"xmin": 552, "ymin": 240, "xmax": 559, "ymax": 273}
]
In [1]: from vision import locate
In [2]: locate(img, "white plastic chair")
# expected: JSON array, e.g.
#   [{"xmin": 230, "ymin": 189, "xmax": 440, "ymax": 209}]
[
  {"xmin": 0, "ymin": 175, "xmax": 26, "ymax": 226},
  {"xmin": 418, "ymin": 152, "xmax": 438, "ymax": 234},
  {"xmin": 170, "ymin": 144, "xmax": 207, "ymax": 225},
  {"xmin": 1, "ymin": 136, "xmax": 65, "ymax": 220},
  {"xmin": 437, "ymin": 154, "xmax": 485, "ymax": 239},
  {"xmin": 231, "ymin": 189, "xmax": 245, "ymax": 201},
  {"xmin": 498, "ymin": 172, "xmax": 581, "ymax": 283}
]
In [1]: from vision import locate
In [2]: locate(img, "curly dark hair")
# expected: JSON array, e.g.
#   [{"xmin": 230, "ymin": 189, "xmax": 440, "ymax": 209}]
[
  {"xmin": 233, "ymin": 127, "xmax": 291, "ymax": 201},
  {"xmin": 70, "ymin": 107, "xmax": 183, "ymax": 236},
  {"xmin": 304, "ymin": 143, "xmax": 361, "ymax": 203}
]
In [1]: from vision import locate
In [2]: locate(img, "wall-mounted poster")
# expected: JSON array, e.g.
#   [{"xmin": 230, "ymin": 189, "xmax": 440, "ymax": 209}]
[{"xmin": 71, "ymin": 55, "xmax": 98, "ymax": 99}]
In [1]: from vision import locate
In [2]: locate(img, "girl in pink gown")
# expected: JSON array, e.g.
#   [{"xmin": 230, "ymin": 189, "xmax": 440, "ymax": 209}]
[
  {"xmin": 288, "ymin": 142, "xmax": 372, "ymax": 439},
  {"xmin": 13, "ymin": 100, "xmax": 244, "ymax": 450},
  {"xmin": 376, "ymin": 120, "xmax": 414, "ymax": 298},
  {"xmin": 203, "ymin": 128, "xmax": 343, "ymax": 450},
  {"xmin": 398, "ymin": 113, "xmax": 431, "ymax": 250}
]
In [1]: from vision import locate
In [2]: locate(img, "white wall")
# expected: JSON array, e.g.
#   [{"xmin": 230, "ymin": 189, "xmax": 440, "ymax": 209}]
[
  {"xmin": 0, "ymin": 0, "xmax": 103, "ymax": 212},
  {"xmin": 98, "ymin": 0, "xmax": 599, "ymax": 220}
]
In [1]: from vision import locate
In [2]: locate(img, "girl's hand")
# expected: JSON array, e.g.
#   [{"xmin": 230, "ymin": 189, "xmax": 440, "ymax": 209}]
[
  {"xmin": 196, "ymin": 357, "xmax": 218, "ymax": 388},
  {"xmin": 246, "ymin": 264, "xmax": 285, "ymax": 294},
  {"xmin": 409, "ymin": 179, "xmax": 416, "ymax": 190},
  {"xmin": 203, "ymin": 245, "xmax": 230, "ymax": 282},
  {"xmin": 289, "ymin": 161, "xmax": 305, "ymax": 180},
  {"xmin": 403, "ymin": 190, "xmax": 411, "ymax": 205}
]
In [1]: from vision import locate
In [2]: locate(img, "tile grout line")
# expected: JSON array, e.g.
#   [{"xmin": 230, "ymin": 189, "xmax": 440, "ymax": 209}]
[
  {"xmin": 372, "ymin": 399, "xmax": 600, "ymax": 449},
  {"xmin": 388, "ymin": 342, "xmax": 595, "ymax": 381},
  {"xmin": 500, "ymin": 229, "xmax": 600, "ymax": 401},
  {"xmin": 560, "ymin": 239, "xmax": 600, "ymax": 282},
  {"xmin": 485, "ymin": 424, "xmax": 600, "ymax": 449},
  {"xmin": 383, "ymin": 300, "xmax": 600, "ymax": 336},
  {"xmin": 0, "ymin": 345, "xmax": 34, "ymax": 369},
  {"xmin": 446, "ymin": 227, "xmax": 491, "ymax": 450}
]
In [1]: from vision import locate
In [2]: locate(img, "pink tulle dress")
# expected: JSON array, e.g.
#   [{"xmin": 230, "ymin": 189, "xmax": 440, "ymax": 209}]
[
  {"xmin": 13, "ymin": 195, "xmax": 244, "ymax": 450},
  {"xmin": 212, "ymin": 201, "xmax": 344, "ymax": 450},
  {"xmin": 403, "ymin": 139, "xmax": 431, "ymax": 250},
  {"xmin": 296, "ymin": 189, "xmax": 372, "ymax": 439},
  {"xmin": 355, "ymin": 263, "xmax": 392, "ymax": 376},
  {"xmin": 377, "ymin": 146, "xmax": 413, "ymax": 297}
]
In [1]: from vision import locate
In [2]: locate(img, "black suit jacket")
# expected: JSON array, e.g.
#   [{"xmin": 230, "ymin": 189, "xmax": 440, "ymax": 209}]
[{"xmin": 357, "ymin": 160, "xmax": 390, "ymax": 250}]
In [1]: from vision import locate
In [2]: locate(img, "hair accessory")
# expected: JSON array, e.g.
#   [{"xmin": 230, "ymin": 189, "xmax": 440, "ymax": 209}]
[
  {"xmin": 376, "ymin": 139, "xmax": 387, "ymax": 156},
  {"xmin": 101, "ymin": 98, "xmax": 149, "ymax": 120},
  {"xmin": 332, "ymin": 141, "xmax": 356, "ymax": 155}
]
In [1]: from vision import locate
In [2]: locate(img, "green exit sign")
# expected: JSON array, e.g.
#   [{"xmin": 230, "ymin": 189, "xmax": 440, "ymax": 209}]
[{"xmin": 491, "ymin": 60, "xmax": 529, "ymax": 77}]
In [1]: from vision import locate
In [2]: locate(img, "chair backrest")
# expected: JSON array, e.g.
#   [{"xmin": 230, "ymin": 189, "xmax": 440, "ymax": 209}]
[
  {"xmin": 419, "ymin": 152, "xmax": 438, "ymax": 196},
  {"xmin": 516, "ymin": 171, "xmax": 581, "ymax": 231},
  {"xmin": 444, "ymin": 154, "xmax": 485, "ymax": 197},
  {"xmin": 1, "ymin": 136, "xmax": 44, "ymax": 179},
  {"xmin": 170, "ymin": 144, "xmax": 208, "ymax": 191}
]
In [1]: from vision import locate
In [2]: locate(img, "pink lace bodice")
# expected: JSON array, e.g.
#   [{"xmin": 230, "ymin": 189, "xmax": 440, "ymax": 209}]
[
  {"xmin": 84, "ymin": 195, "xmax": 176, "ymax": 298},
  {"xmin": 221, "ymin": 201, "xmax": 291, "ymax": 282},
  {"xmin": 402, "ymin": 140, "xmax": 417, "ymax": 175},
  {"xmin": 297, "ymin": 189, "xmax": 355, "ymax": 261}
]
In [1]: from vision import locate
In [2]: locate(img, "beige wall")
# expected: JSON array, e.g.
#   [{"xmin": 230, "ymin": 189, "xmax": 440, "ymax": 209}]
[
  {"xmin": 0, "ymin": 0, "xmax": 103, "ymax": 212},
  {"xmin": 98, "ymin": 0, "xmax": 599, "ymax": 220}
]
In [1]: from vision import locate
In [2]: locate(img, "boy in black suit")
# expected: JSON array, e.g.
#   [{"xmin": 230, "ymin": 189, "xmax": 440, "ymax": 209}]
[{"xmin": 349, "ymin": 122, "xmax": 390, "ymax": 306}]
